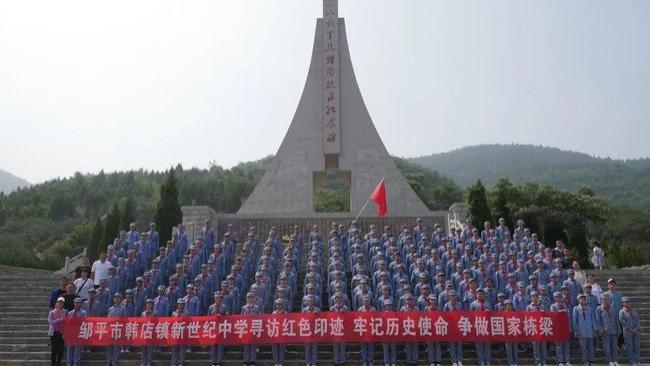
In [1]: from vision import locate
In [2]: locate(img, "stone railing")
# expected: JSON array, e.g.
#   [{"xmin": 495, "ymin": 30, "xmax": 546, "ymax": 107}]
[{"xmin": 55, "ymin": 247, "xmax": 87, "ymax": 275}]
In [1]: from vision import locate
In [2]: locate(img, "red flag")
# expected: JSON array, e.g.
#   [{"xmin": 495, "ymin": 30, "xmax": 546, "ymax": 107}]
[{"xmin": 369, "ymin": 178, "xmax": 387, "ymax": 217}]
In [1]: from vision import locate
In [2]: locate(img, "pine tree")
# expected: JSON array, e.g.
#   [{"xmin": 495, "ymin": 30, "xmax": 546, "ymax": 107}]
[
  {"xmin": 155, "ymin": 170, "xmax": 183, "ymax": 244},
  {"xmin": 102, "ymin": 203, "xmax": 120, "ymax": 247},
  {"xmin": 490, "ymin": 178, "xmax": 513, "ymax": 226},
  {"xmin": 467, "ymin": 179, "xmax": 492, "ymax": 228},
  {"xmin": 119, "ymin": 197, "xmax": 136, "ymax": 230},
  {"xmin": 88, "ymin": 217, "xmax": 104, "ymax": 259}
]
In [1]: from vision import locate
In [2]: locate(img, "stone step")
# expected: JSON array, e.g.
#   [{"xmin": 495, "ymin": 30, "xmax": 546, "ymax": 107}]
[{"xmin": 2, "ymin": 348, "xmax": 647, "ymax": 363}]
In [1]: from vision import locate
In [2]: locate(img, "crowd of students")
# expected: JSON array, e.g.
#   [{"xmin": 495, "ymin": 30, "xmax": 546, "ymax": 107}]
[{"xmin": 48, "ymin": 218, "xmax": 642, "ymax": 366}]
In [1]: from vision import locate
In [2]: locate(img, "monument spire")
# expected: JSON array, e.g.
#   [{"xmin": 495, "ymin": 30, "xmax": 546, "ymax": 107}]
[
  {"xmin": 238, "ymin": 1, "xmax": 430, "ymax": 216},
  {"xmin": 322, "ymin": 0, "xmax": 340, "ymax": 155}
]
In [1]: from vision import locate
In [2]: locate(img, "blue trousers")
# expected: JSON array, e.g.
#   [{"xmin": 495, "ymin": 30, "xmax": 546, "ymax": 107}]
[
  {"xmin": 532, "ymin": 341, "xmax": 547, "ymax": 365},
  {"xmin": 555, "ymin": 341, "xmax": 570, "ymax": 364},
  {"xmin": 475, "ymin": 341, "xmax": 490, "ymax": 365},
  {"xmin": 171, "ymin": 345, "xmax": 186, "ymax": 366},
  {"xmin": 140, "ymin": 345, "xmax": 152, "ymax": 366},
  {"xmin": 66, "ymin": 345, "xmax": 82, "ymax": 366},
  {"xmin": 624, "ymin": 333, "xmax": 640, "ymax": 365},
  {"xmin": 360, "ymin": 342, "xmax": 374, "ymax": 365},
  {"xmin": 243, "ymin": 344, "xmax": 258, "ymax": 362},
  {"xmin": 427, "ymin": 342, "xmax": 441, "ymax": 363},
  {"xmin": 272, "ymin": 344, "xmax": 286, "ymax": 364},
  {"xmin": 383, "ymin": 342, "xmax": 396, "ymax": 365},
  {"xmin": 449, "ymin": 342, "xmax": 463, "ymax": 363},
  {"xmin": 333, "ymin": 342, "xmax": 346, "ymax": 364},
  {"xmin": 210, "ymin": 344, "xmax": 224, "ymax": 364},
  {"xmin": 602, "ymin": 333, "xmax": 619, "ymax": 362},
  {"xmin": 404, "ymin": 342, "xmax": 418, "ymax": 364},
  {"xmin": 305, "ymin": 343, "xmax": 318, "ymax": 365},
  {"xmin": 505, "ymin": 342, "xmax": 518, "ymax": 365},
  {"xmin": 578, "ymin": 337, "xmax": 594, "ymax": 364},
  {"xmin": 105, "ymin": 345, "xmax": 120, "ymax": 365}
]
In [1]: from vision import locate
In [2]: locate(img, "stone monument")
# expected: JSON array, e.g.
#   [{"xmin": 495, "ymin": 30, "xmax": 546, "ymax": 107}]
[{"xmin": 238, "ymin": 0, "xmax": 429, "ymax": 217}]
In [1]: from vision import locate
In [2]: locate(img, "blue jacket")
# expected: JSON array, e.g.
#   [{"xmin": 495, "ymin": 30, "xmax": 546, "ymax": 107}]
[{"xmin": 572, "ymin": 305, "xmax": 597, "ymax": 338}]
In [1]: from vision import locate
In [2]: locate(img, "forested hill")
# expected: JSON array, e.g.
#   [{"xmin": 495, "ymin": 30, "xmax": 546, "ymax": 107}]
[
  {"xmin": 0, "ymin": 169, "xmax": 30, "ymax": 193},
  {"xmin": 0, "ymin": 157, "xmax": 462, "ymax": 270},
  {"xmin": 411, "ymin": 144, "xmax": 650, "ymax": 209}
]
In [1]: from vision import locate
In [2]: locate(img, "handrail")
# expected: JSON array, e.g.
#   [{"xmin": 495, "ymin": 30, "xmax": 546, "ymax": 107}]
[{"xmin": 55, "ymin": 247, "xmax": 87, "ymax": 275}]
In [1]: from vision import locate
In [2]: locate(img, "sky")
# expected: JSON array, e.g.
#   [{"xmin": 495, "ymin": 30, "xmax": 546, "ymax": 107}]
[{"xmin": 1, "ymin": 0, "xmax": 649, "ymax": 184}]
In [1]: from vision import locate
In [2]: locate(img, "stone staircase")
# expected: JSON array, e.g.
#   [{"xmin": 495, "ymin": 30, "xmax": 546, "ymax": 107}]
[{"xmin": 1, "ymin": 265, "xmax": 648, "ymax": 365}]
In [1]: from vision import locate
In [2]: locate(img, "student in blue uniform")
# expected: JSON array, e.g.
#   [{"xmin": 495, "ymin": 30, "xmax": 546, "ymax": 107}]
[
  {"xmin": 425, "ymin": 295, "xmax": 442, "ymax": 366},
  {"xmin": 619, "ymin": 297, "xmax": 640, "ymax": 366},
  {"xmin": 572, "ymin": 293, "xmax": 597, "ymax": 366},
  {"xmin": 502, "ymin": 300, "xmax": 518, "ymax": 366},
  {"xmin": 358, "ymin": 295, "xmax": 376, "ymax": 366},
  {"xmin": 331, "ymin": 293, "xmax": 350, "ymax": 366},
  {"xmin": 443, "ymin": 291, "xmax": 464, "ymax": 366},
  {"xmin": 241, "ymin": 292, "xmax": 261, "ymax": 366},
  {"xmin": 526, "ymin": 291, "xmax": 548, "ymax": 366},
  {"xmin": 400, "ymin": 294, "xmax": 419, "ymax": 366},
  {"xmin": 106, "ymin": 293, "xmax": 125, "ymax": 366},
  {"xmin": 596, "ymin": 294, "xmax": 621, "ymax": 366},
  {"xmin": 171, "ymin": 299, "xmax": 189, "ymax": 366},
  {"xmin": 82, "ymin": 288, "xmax": 101, "ymax": 317},
  {"xmin": 271, "ymin": 298, "xmax": 288, "ymax": 366},
  {"xmin": 470, "ymin": 289, "xmax": 491, "ymax": 366},
  {"xmin": 302, "ymin": 295, "xmax": 320, "ymax": 366},
  {"xmin": 140, "ymin": 299, "xmax": 155, "ymax": 366},
  {"xmin": 209, "ymin": 292, "xmax": 228, "ymax": 366},
  {"xmin": 66, "ymin": 298, "xmax": 86, "ymax": 366},
  {"xmin": 549, "ymin": 292, "xmax": 571, "ymax": 366},
  {"xmin": 381, "ymin": 298, "xmax": 397, "ymax": 366}
]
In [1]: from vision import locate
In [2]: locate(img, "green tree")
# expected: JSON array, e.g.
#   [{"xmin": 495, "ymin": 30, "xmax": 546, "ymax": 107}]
[
  {"xmin": 155, "ymin": 170, "xmax": 183, "ymax": 244},
  {"xmin": 467, "ymin": 179, "xmax": 492, "ymax": 227},
  {"xmin": 88, "ymin": 216, "xmax": 104, "ymax": 259},
  {"xmin": 49, "ymin": 190, "xmax": 76, "ymax": 220},
  {"xmin": 102, "ymin": 203, "xmax": 120, "ymax": 247},
  {"xmin": 119, "ymin": 197, "xmax": 136, "ymax": 230},
  {"xmin": 489, "ymin": 178, "xmax": 514, "ymax": 226},
  {"xmin": 0, "ymin": 193, "xmax": 6, "ymax": 227}
]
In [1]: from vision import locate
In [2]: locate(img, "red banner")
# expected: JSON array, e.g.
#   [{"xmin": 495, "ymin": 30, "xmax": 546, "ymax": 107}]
[{"xmin": 64, "ymin": 311, "xmax": 570, "ymax": 346}]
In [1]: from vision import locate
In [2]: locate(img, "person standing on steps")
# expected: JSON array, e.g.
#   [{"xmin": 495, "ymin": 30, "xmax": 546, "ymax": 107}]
[
  {"xmin": 171, "ymin": 299, "xmax": 189, "ymax": 366},
  {"xmin": 381, "ymin": 298, "xmax": 397, "ymax": 366},
  {"xmin": 619, "ymin": 297, "xmax": 641, "ymax": 366},
  {"xmin": 49, "ymin": 277, "xmax": 68, "ymax": 310},
  {"xmin": 526, "ymin": 291, "xmax": 548, "ymax": 366},
  {"xmin": 502, "ymin": 300, "xmax": 519, "ymax": 366},
  {"xmin": 302, "ymin": 295, "xmax": 320, "ymax": 366},
  {"xmin": 550, "ymin": 292, "xmax": 571, "ymax": 366},
  {"xmin": 331, "ymin": 293, "xmax": 350, "ymax": 366},
  {"xmin": 596, "ymin": 294, "xmax": 621, "ymax": 366},
  {"xmin": 443, "ymin": 291, "xmax": 464, "ymax": 366},
  {"xmin": 358, "ymin": 295, "xmax": 376, "ymax": 366},
  {"xmin": 271, "ymin": 298, "xmax": 287, "ymax": 366},
  {"xmin": 48, "ymin": 297, "xmax": 67, "ymax": 366},
  {"xmin": 572, "ymin": 293, "xmax": 597, "ymax": 366},
  {"xmin": 106, "ymin": 293, "xmax": 125, "ymax": 366},
  {"xmin": 241, "ymin": 292, "xmax": 261, "ymax": 366}
]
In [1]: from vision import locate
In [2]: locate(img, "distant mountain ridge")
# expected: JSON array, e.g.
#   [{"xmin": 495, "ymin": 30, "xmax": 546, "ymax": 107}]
[
  {"xmin": 0, "ymin": 169, "xmax": 30, "ymax": 193},
  {"xmin": 410, "ymin": 144, "xmax": 650, "ymax": 210}
]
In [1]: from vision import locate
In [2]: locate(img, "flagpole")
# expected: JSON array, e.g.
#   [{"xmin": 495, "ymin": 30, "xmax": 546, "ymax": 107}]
[{"xmin": 353, "ymin": 197, "xmax": 371, "ymax": 222}]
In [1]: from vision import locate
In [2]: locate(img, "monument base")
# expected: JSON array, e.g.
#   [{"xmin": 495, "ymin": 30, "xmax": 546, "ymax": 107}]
[{"xmin": 182, "ymin": 205, "xmax": 448, "ymax": 242}]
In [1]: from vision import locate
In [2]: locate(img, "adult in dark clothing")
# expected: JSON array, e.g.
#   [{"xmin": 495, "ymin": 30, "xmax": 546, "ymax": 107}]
[
  {"xmin": 62, "ymin": 283, "xmax": 79, "ymax": 311},
  {"xmin": 48, "ymin": 276, "xmax": 68, "ymax": 310}
]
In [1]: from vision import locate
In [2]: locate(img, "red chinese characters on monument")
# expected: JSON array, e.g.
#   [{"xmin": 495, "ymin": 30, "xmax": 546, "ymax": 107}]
[
  {"xmin": 64, "ymin": 311, "xmax": 570, "ymax": 346},
  {"xmin": 322, "ymin": 0, "xmax": 340, "ymax": 154}
]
